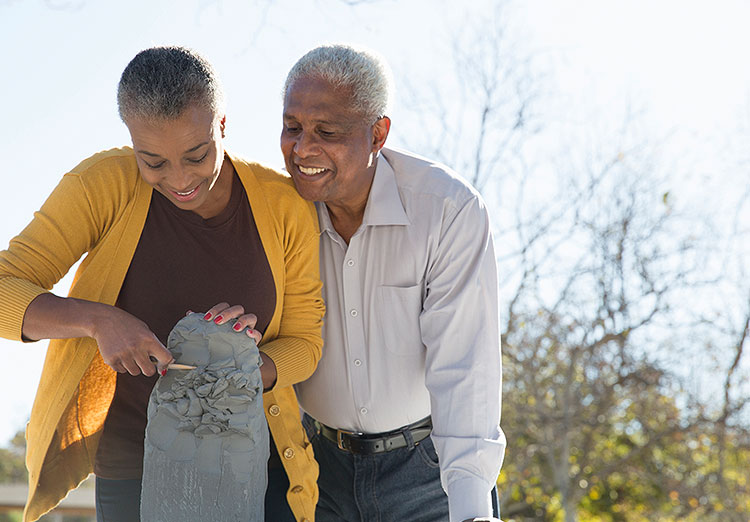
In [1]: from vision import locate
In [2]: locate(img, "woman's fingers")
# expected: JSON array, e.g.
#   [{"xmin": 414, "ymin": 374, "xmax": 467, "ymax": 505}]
[
  {"xmin": 229, "ymin": 313, "xmax": 261, "ymax": 344},
  {"xmin": 200, "ymin": 303, "xmax": 261, "ymax": 343},
  {"xmin": 202, "ymin": 302, "xmax": 229, "ymax": 322},
  {"xmin": 245, "ymin": 327, "xmax": 262, "ymax": 345},
  {"xmin": 203, "ymin": 302, "xmax": 245, "ymax": 324}
]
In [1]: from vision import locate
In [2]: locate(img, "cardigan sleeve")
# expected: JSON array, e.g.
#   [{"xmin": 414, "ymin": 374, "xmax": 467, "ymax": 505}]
[
  {"xmin": 259, "ymin": 204, "xmax": 324, "ymax": 390},
  {"xmin": 0, "ymin": 148, "xmax": 136, "ymax": 342}
]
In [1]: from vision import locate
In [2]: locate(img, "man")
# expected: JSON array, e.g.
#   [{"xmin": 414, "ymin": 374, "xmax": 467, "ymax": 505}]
[{"xmin": 282, "ymin": 44, "xmax": 505, "ymax": 522}]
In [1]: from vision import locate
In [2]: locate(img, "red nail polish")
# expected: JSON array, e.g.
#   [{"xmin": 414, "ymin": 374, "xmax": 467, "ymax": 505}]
[
  {"xmin": 233, "ymin": 323, "xmax": 243, "ymax": 331},
  {"xmin": 214, "ymin": 315, "xmax": 223, "ymax": 324},
  {"xmin": 203, "ymin": 312, "xmax": 212, "ymax": 321},
  {"xmin": 160, "ymin": 369, "xmax": 167, "ymax": 377}
]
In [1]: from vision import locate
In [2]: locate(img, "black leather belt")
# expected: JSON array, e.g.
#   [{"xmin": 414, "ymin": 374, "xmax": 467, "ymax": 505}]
[{"xmin": 315, "ymin": 417, "xmax": 432, "ymax": 455}]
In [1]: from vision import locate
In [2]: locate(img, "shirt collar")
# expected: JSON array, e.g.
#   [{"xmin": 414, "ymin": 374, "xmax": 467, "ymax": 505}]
[
  {"xmin": 362, "ymin": 153, "xmax": 410, "ymax": 226},
  {"xmin": 316, "ymin": 152, "xmax": 410, "ymax": 235}
]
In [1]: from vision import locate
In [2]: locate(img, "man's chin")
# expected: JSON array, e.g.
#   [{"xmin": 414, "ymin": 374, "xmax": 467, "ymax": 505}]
[{"xmin": 291, "ymin": 176, "xmax": 324, "ymax": 202}]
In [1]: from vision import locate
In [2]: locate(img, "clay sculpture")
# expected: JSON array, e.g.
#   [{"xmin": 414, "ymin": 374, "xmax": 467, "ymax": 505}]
[{"xmin": 140, "ymin": 312, "xmax": 268, "ymax": 521}]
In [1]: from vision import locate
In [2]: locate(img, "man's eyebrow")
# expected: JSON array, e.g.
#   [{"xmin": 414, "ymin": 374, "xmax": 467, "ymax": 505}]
[{"xmin": 282, "ymin": 114, "xmax": 353, "ymax": 129}]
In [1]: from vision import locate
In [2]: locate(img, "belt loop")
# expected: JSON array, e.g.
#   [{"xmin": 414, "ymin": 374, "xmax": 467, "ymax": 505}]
[{"xmin": 403, "ymin": 427, "xmax": 416, "ymax": 450}]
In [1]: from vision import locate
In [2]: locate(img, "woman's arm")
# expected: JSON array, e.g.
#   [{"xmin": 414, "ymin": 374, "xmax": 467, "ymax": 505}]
[
  {"xmin": 23, "ymin": 293, "xmax": 173, "ymax": 375},
  {"xmin": 259, "ymin": 206, "xmax": 325, "ymax": 390},
  {"xmin": 0, "ymin": 156, "xmax": 172, "ymax": 375}
]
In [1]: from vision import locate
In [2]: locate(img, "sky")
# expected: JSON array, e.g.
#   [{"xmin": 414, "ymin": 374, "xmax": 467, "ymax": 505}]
[{"xmin": 0, "ymin": 0, "xmax": 749, "ymax": 444}]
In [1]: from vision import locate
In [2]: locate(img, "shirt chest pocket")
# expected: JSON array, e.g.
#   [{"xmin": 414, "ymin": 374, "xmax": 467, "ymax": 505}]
[{"xmin": 375, "ymin": 284, "xmax": 425, "ymax": 357}]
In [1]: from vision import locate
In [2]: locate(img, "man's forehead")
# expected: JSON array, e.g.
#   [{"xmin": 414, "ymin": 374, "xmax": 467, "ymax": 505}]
[{"xmin": 283, "ymin": 79, "xmax": 363, "ymax": 125}]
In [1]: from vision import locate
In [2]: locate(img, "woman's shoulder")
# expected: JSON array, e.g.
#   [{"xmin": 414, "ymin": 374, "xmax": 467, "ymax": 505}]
[
  {"xmin": 230, "ymin": 154, "xmax": 306, "ymax": 205},
  {"xmin": 70, "ymin": 147, "xmax": 136, "ymax": 174},
  {"xmin": 68, "ymin": 147, "xmax": 141, "ymax": 189}
]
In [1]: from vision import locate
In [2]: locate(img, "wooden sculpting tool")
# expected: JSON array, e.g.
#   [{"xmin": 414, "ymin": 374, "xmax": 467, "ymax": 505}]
[{"xmin": 166, "ymin": 363, "xmax": 197, "ymax": 370}]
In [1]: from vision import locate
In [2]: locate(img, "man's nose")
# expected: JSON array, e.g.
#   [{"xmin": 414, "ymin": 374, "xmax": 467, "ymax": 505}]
[{"xmin": 294, "ymin": 131, "xmax": 319, "ymax": 158}]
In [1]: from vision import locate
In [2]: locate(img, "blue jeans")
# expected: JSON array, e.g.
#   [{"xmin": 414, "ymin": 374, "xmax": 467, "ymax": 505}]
[
  {"xmin": 95, "ymin": 465, "xmax": 295, "ymax": 522},
  {"xmin": 304, "ymin": 414, "xmax": 450, "ymax": 522},
  {"xmin": 304, "ymin": 415, "xmax": 501, "ymax": 522}
]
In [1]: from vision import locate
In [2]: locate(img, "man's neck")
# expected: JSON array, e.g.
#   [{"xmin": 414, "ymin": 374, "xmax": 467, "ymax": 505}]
[
  {"xmin": 325, "ymin": 158, "xmax": 379, "ymax": 244},
  {"xmin": 326, "ymin": 201, "xmax": 366, "ymax": 245}
]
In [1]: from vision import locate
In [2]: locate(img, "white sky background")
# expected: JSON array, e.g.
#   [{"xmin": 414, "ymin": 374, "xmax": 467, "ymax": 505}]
[{"xmin": 0, "ymin": 0, "xmax": 748, "ymax": 444}]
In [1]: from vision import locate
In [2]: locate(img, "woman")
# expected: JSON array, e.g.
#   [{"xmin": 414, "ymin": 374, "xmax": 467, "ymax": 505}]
[{"xmin": 0, "ymin": 46, "xmax": 323, "ymax": 522}]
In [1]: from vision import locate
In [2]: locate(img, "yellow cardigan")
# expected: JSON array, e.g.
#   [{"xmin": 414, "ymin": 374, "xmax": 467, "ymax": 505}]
[{"xmin": 0, "ymin": 148, "xmax": 324, "ymax": 522}]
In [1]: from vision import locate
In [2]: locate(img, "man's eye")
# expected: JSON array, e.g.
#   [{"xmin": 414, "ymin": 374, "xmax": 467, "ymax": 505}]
[
  {"xmin": 319, "ymin": 130, "xmax": 335, "ymax": 138},
  {"xmin": 285, "ymin": 125, "xmax": 301, "ymax": 133}
]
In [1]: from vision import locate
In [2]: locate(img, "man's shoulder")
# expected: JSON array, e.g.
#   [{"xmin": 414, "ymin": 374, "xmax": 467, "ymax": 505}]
[{"xmin": 382, "ymin": 147, "xmax": 481, "ymax": 207}]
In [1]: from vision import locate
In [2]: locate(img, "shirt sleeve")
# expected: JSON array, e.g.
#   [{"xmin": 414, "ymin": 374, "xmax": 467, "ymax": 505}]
[
  {"xmin": 260, "ymin": 201, "xmax": 325, "ymax": 389},
  {"xmin": 419, "ymin": 193, "xmax": 506, "ymax": 522}
]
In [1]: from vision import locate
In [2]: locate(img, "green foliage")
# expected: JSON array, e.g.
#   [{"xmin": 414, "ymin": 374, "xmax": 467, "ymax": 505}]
[{"xmin": 0, "ymin": 429, "xmax": 27, "ymax": 484}]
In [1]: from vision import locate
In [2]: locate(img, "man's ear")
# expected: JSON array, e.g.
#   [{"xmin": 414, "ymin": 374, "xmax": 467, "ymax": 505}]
[
  {"xmin": 371, "ymin": 116, "xmax": 391, "ymax": 152},
  {"xmin": 219, "ymin": 115, "xmax": 227, "ymax": 138}
]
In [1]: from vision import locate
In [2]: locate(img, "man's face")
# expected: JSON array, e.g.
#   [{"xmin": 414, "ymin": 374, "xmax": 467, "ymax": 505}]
[{"xmin": 281, "ymin": 76, "xmax": 388, "ymax": 207}]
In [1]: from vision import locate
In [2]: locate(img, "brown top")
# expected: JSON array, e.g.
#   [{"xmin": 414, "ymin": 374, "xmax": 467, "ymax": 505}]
[{"xmin": 94, "ymin": 169, "xmax": 277, "ymax": 479}]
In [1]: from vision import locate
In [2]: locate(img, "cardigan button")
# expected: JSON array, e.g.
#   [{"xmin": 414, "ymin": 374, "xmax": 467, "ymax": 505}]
[
  {"xmin": 268, "ymin": 404, "xmax": 281, "ymax": 416},
  {"xmin": 283, "ymin": 447, "xmax": 295, "ymax": 459}
]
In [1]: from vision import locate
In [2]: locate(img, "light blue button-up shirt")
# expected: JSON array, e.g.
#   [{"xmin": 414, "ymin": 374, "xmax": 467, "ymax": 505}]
[{"xmin": 296, "ymin": 147, "xmax": 506, "ymax": 521}]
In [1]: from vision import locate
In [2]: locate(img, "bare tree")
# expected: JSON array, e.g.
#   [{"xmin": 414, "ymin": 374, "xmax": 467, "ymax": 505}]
[{"xmin": 401, "ymin": 2, "xmax": 750, "ymax": 521}]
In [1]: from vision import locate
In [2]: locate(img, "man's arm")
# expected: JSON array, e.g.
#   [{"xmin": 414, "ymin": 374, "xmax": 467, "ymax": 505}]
[{"xmin": 420, "ymin": 193, "xmax": 506, "ymax": 522}]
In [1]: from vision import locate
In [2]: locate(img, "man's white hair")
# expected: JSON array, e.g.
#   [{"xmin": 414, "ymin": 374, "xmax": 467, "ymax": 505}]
[{"xmin": 283, "ymin": 44, "xmax": 393, "ymax": 122}]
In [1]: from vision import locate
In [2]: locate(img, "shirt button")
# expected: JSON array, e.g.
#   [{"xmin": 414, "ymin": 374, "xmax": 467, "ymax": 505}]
[
  {"xmin": 354, "ymin": 359, "xmax": 362, "ymax": 367},
  {"xmin": 360, "ymin": 407, "xmax": 368, "ymax": 415},
  {"xmin": 290, "ymin": 485, "xmax": 304, "ymax": 494},
  {"xmin": 268, "ymin": 404, "xmax": 281, "ymax": 416},
  {"xmin": 350, "ymin": 309, "xmax": 358, "ymax": 317},
  {"xmin": 283, "ymin": 447, "xmax": 295, "ymax": 459},
  {"xmin": 346, "ymin": 259, "xmax": 355, "ymax": 267}
]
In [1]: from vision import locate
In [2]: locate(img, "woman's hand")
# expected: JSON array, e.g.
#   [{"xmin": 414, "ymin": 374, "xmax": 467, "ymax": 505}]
[
  {"xmin": 199, "ymin": 302, "xmax": 277, "ymax": 391},
  {"xmin": 89, "ymin": 305, "xmax": 173, "ymax": 376},
  {"xmin": 22, "ymin": 293, "xmax": 173, "ymax": 376}
]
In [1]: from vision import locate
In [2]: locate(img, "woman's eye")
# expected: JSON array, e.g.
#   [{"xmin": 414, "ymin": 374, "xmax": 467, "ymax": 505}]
[
  {"xmin": 145, "ymin": 160, "xmax": 165, "ymax": 169},
  {"xmin": 188, "ymin": 152, "xmax": 208, "ymax": 164}
]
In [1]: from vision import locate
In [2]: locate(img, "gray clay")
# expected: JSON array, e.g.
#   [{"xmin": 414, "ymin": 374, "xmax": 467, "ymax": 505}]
[{"xmin": 140, "ymin": 313, "xmax": 269, "ymax": 522}]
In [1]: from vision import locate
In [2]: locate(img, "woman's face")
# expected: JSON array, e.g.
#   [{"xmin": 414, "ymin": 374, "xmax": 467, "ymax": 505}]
[{"xmin": 127, "ymin": 105, "xmax": 231, "ymax": 219}]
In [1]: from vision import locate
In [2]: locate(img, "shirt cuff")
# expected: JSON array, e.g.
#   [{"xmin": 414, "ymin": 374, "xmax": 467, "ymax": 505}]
[{"xmin": 446, "ymin": 476, "xmax": 493, "ymax": 522}]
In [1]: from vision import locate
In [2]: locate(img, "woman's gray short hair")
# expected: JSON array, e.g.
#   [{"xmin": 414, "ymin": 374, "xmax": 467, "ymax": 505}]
[
  {"xmin": 117, "ymin": 46, "xmax": 226, "ymax": 123},
  {"xmin": 283, "ymin": 44, "xmax": 392, "ymax": 122}
]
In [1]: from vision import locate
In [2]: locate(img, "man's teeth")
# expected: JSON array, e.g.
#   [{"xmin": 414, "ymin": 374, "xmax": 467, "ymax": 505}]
[
  {"xmin": 176, "ymin": 188, "xmax": 196, "ymax": 196},
  {"xmin": 299, "ymin": 166, "xmax": 326, "ymax": 175}
]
